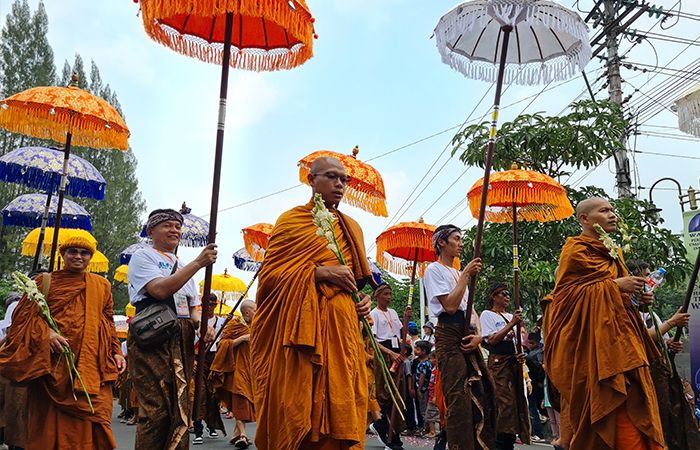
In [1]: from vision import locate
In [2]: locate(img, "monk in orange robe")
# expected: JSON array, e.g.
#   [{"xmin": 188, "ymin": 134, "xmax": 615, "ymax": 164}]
[
  {"xmin": 0, "ymin": 236, "xmax": 126, "ymax": 450},
  {"xmin": 209, "ymin": 299, "xmax": 257, "ymax": 447},
  {"xmin": 250, "ymin": 156, "xmax": 373, "ymax": 450},
  {"xmin": 543, "ymin": 197, "xmax": 664, "ymax": 450}
]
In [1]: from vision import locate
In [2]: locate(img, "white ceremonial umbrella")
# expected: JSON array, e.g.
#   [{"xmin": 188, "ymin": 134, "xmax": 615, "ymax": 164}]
[{"xmin": 675, "ymin": 83, "xmax": 700, "ymax": 138}]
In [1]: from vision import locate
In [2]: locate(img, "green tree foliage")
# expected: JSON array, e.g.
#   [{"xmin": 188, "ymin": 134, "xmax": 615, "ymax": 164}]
[{"xmin": 451, "ymin": 101, "xmax": 690, "ymax": 324}]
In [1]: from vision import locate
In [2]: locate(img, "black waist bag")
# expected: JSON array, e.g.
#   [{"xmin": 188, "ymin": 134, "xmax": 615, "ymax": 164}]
[{"xmin": 130, "ymin": 262, "xmax": 180, "ymax": 349}]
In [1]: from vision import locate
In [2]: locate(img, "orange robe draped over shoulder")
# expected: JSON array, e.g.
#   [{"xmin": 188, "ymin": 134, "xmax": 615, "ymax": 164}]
[
  {"xmin": 543, "ymin": 235, "xmax": 664, "ymax": 450},
  {"xmin": 0, "ymin": 271, "xmax": 121, "ymax": 450},
  {"xmin": 209, "ymin": 316, "xmax": 255, "ymax": 421},
  {"xmin": 251, "ymin": 202, "xmax": 372, "ymax": 450}
]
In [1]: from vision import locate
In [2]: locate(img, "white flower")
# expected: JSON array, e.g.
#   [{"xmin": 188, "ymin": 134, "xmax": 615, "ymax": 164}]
[{"xmin": 593, "ymin": 224, "xmax": 620, "ymax": 260}]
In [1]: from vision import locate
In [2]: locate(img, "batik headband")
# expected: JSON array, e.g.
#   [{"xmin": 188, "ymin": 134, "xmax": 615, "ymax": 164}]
[
  {"xmin": 432, "ymin": 225, "xmax": 461, "ymax": 255},
  {"xmin": 372, "ymin": 282, "xmax": 392, "ymax": 300},
  {"xmin": 146, "ymin": 210, "xmax": 184, "ymax": 230}
]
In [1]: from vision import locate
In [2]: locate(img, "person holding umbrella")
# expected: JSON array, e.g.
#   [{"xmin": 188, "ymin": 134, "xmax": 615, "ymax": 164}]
[
  {"xmin": 126, "ymin": 208, "xmax": 217, "ymax": 450},
  {"xmin": 423, "ymin": 224, "xmax": 496, "ymax": 450}
]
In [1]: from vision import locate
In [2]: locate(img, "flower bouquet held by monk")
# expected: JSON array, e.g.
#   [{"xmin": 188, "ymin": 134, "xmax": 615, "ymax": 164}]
[
  {"xmin": 311, "ymin": 192, "xmax": 405, "ymax": 417},
  {"xmin": 11, "ymin": 271, "xmax": 94, "ymax": 413},
  {"xmin": 592, "ymin": 221, "xmax": 672, "ymax": 368}
]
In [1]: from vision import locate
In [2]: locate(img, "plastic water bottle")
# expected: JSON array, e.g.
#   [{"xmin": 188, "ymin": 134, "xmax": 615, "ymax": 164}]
[{"xmin": 644, "ymin": 268, "xmax": 666, "ymax": 293}]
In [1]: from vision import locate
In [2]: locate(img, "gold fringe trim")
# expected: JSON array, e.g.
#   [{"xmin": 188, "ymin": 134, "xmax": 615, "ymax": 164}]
[
  {"xmin": 376, "ymin": 223, "xmax": 459, "ymax": 276},
  {"xmin": 298, "ymin": 166, "xmax": 388, "ymax": 217},
  {"xmin": 0, "ymin": 103, "xmax": 129, "ymax": 150},
  {"xmin": 114, "ymin": 265, "xmax": 129, "ymax": 284},
  {"xmin": 468, "ymin": 180, "xmax": 573, "ymax": 224},
  {"xmin": 140, "ymin": 0, "xmax": 315, "ymax": 72}
]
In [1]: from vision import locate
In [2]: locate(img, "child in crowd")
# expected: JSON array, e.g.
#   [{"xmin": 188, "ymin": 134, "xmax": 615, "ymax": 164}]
[
  {"xmin": 414, "ymin": 340, "xmax": 433, "ymax": 436},
  {"xmin": 424, "ymin": 351, "xmax": 440, "ymax": 439}
]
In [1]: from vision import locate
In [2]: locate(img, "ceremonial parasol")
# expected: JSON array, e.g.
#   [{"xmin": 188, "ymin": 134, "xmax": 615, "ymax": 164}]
[
  {"xmin": 3, "ymin": 193, "xmax": 92, "ymax": 231},
  {"xmin": 132, "ymin": 0, "xmax": 316, "ymax": 415},
  {"xmin": 368, "ymin": 258, "xmax": 382, "ymax": 285},
  {"xmin": 467, "ymin": 166, "xmax": 573, "ymax": 351},
  {"xmin": 114, "ymin": 315, "xmax": 129, "ymax": 339},
  {"xmin": 675, "ymin": 83, "xmax": 700, "ymax": 138},
  {"xmin": 140, "ymin": 202, "xmax": 209, "ymax": 248},
  {"xmin": 298, "ymin": 146, "xmax": 388, "ymax": 217},
  {"xmin": 0, "ymin": 73, "xmax": 130, "ymax": 271},
  {"xmin": 119, "ymin": 242, "xmax": 151, "ymax": 265},
  {"xmin": 199, "ymin": 269, "xmax": 247, "ymax": 316},
  {"xmin": 125, "ymin": 303, "xmax": 136, "ymax": 318},
  {"xmin": 242, "ymin": 223, "xmax": 273, "ymax": 262},
  {"xmin": 0, "ymin": 146, "xmax": 106, "ymax": 270},
  {"xmin": 57, "ymin": 250, "xmax": 109, "ymax": 273},
  {"xmin": 114, "ymin": 264, "xmax": 129, "ymax": 284},
  {"xmin": 232, "ymin": 247, "xmax": 261, "ymax": 272},
  {"xmin": 21, "ymin": 227, "xmax": 97, "ymax": 256},
  {"xmin": 434, "ymin": 0, "xmax": 590, "ymax": 323}
]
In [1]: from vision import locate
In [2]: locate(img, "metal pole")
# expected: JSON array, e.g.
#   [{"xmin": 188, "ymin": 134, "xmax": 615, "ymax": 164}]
[
  {"xmin": 48, "ymin": 132, "xmax": 72, "ymax": 272},
  {"xmin": 648, "ymin": 177, "xmax": 684, "ymax": 213},
  {"xmin": 32, "ymin": 191, "xmax": 53, "ymax": 271},
  {"xmin": 193, "ymin": 11, "xmax": 234, "ymax": 420},
  {"xmin": 465, "ymin": 25, "xmax": 512, "ymax": 333},
  {"xmin": 512, "ymin": 202, "xmax": 522, "ymax": 353}
]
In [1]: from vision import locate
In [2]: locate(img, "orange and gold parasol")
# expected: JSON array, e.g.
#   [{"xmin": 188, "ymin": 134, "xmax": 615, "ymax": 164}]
[
  {"xmin": 0, "ymin": 74, "xmax": 130, "ymax": 272},
  {"xmin": 467, "ymin": 166, "xmax": 573, "ymax": 351},
  {"xmin": 299, "ymin": 146, "xmax": 388, "ymax": 217},
  {"xmin": 242, "ymin": 223, "xmax": 274, "ymax": 262}
]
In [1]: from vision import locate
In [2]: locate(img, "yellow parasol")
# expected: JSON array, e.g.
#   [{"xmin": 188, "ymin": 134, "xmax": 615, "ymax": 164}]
[
  {"xmin": 21, "ymin": 227, "xmax": 97, "ymax": 256},
  {"xmin": 298, "ymin": 146, "xmax": 388, "ymax": 217},
  {"xmin": 125, "ymin": 303, "xmax": 136, "ymax": 319},
  {"xmin": 114, "ymin": 264, "xmax": 129, "ymax": 284},
  {"xmin": 0, "ymin": 73, "xmax": 130, "ymax": 271},
  {"xmin": 199, "ymin": 269, "xmax": 246, "ymax": 293},
  {"xmin": 56, "ymin": 249, "xmax": 109, "ymax": 273}
]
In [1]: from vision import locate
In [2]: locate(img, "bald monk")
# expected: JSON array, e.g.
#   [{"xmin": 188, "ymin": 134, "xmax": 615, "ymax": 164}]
[
  {"xmin": 250, "ymin": 156, "xmax": 373, "ymax": 450},
  {"xmin": 0, "ymin": 236, "xmax": 126, "ymax": 450},
  {"xmin": 543, "ymin": 197, "xmax": 665, "ymax": 450},
  {"xmin": 209, "ymin": 300, "xmax": 257, "ymax": 448}
]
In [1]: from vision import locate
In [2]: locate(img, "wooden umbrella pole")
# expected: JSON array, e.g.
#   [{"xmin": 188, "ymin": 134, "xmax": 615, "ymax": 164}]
[
  {"xmin": 48, "ymin": 132, "xmax": 72, "ymax": 272},
  {"xmin": 203, "ymin": 270, "xmax": 259, "ymax": 354},
  {"xmin": 465, "ymin": 25, "xmax": 512, "ymax": 333},
  {"xmin": 407, "ymin": 253, "xmax": 420, "ymax": 304},
  {"xmin": 193, "ymin": 11, "xmax": 234, "ymax": 421},
  {"xmin": 32, "ymin": 191, "xmax": 53, "ymax": 271},
  {"xmin": 512, "ymin": 202, "xmax": 522, "ymax": 353}
]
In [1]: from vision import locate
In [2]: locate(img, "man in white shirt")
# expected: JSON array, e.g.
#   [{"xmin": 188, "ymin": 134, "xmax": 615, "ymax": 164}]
[
  {"xmin": 368, "ymin": 283, "xmax": 411, "ymax": 449},
  {"xmin": 127, "ymin": 208, "xmax": 217, "ymax": 450}
]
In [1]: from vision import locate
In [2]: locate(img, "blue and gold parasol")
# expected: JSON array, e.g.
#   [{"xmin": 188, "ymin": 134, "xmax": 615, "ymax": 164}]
[
  {"xmin": 232, "ymin": 247, "xmax": 261, "ymax": 272},
  {"xmin": 140, "ymin": 202, "xmax": 209, "ymax": 248},
  {"xmin": 2, "ymin": 193, "xmax": 91, "ymax": 230},
  {"xmin": 120, "ymin": 242, "xmax": 151, "ymax": 265},
  {"xmin": 0, "ymin": 146, "xmax": 106, "ymax": 200}
]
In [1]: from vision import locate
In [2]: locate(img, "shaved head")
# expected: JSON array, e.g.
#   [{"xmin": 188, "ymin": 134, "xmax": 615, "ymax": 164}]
[
  {"xmin": 240, "ymin": 299, "xmax": 257, "ymax": 324},
  {"xmin": 240, "ymin": 300, "xmax": 256, "ymax": 313},
  {"xmin": 576, "ymin": 197, "xmax": 609, "ymax": 218},
  {"xmin": 311, "ymin": 156, "xmax": 343, "ymax": 173}
]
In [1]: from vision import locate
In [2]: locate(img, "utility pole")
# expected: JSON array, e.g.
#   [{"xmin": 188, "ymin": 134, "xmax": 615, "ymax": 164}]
[{"xmin": 603, "ymin": 0, "xmax": 633, "ymax": 198}]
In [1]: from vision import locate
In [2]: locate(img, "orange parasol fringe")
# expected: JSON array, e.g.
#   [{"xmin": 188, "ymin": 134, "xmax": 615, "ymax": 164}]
[
  {"xmin": 375, "ymin": 228, "xmax": 434, "ymax": 264},
  {"xmin": 0, "ymin": 103, "xmax": 129, "ymax": 150},
  {"xmin": 141, "ymin": 0, "xmax": 314, "ymax": 72}
]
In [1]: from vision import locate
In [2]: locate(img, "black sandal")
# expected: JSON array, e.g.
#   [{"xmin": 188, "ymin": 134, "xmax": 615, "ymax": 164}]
[{"xmin": 232, "ymin": 435, "xmax": 249, "ymax": 449}]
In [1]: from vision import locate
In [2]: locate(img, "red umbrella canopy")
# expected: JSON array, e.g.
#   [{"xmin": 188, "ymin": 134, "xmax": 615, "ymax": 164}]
[{"xmin": 138, "ymin": 0, "xmax": 316, "ymax": 71}]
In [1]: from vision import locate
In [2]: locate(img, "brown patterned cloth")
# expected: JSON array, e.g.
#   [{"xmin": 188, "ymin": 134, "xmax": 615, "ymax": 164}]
[
  {"xmin": 193, "ymin": 350, "xmax": 226, "ymax": 434},
  {"xmin": 128, "ymin": 318, "xmax": 195, "ymax": 450},
  {"xmin": 435, "ymin": 322, "xmax": 496, "ymax": 450},
  {"xmin": 0, "ymin": 376, "xmax": 28, "ymax": 448},
  {"xmin": 487, "ymin": 353, "xmax": 531, "ymax": 443}
]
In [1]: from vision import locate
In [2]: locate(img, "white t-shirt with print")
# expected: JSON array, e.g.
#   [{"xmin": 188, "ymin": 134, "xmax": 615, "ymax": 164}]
[
  {"xmin": 480, "ymin": 310, "xmax": 515, "ymax": 342},
  {"xmin": 423, "ymin": 261, "xmax": 479, "ymax": 329},
  {"xmin": 128, "ymin": 247, "xmax": 200, "ymax": 317},
  {"xmin": 370, "ymin": 307, "xmax": 403, "ymax": 344}
]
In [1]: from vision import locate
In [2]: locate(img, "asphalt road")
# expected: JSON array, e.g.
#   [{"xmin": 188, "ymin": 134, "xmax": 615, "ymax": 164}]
[{"xmin": 111, "ymin": 402, "xmax": 554, "ymax": 450}]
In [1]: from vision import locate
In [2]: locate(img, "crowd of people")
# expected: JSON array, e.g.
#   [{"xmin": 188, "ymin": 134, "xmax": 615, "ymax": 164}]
[{"xmin": 0, "ymin": 156, "xmax": 698, "ymax": 450}]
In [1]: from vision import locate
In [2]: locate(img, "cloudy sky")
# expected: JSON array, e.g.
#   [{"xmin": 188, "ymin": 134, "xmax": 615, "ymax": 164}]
[{"xmin": 2, "ymin": 0, "xmax": 699, "ymax": 293}]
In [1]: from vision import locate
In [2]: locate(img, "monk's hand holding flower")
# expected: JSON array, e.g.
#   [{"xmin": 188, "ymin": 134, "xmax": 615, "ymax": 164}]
[
  {"xmin": 48, "ymin": 330, "xmax": 69, "ymax": 354},
  {"xmin": 355, "ymin": 292, "xmax": 372, "ymax": 318},
  {"xmin": 315, "ymin": 265, "xmax": 357, "ymax": 293},
  {"xmin": 115, "ymin": 353, "xmax": 127, "ymax": 374},
  {"xmin": 460, "ymin": 334, "xmax": 481, "ymax": 353},
  {"xmin": 614, "ymin": 276, "xmax": 645, "ymax": 294}
]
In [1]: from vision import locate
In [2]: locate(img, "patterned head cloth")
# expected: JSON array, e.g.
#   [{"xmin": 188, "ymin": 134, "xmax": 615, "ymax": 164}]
[
  {"xmin": 58, "ymin": 236, "xmax": 96, "ymax": 254},
  {"xmin": 372, "ymin": 282, "xmax": 392, "ymax": 300},
  {"xmin": 432, "ymin": 224, "xmax": 461, "ymax": 256},
  {"xmin": 146, "ymin": 209, "xmax": 183, "ymax": 230}
]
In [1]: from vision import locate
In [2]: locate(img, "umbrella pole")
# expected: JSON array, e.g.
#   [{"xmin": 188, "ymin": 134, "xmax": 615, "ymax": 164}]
[
  {"xmin": 203, "ymin": 270, "xmax": 259, "ymax": 354},
  {"xmin": 194, "ymin": 11, "xmax": 234, "ymax": 421},
  {"xmin": 48, "ymin": 132, "xmax": 72, "ymax": 272},
  {"xmin": 407, "ymin": 253, "xmax": 419, "ymax": 305},
  {"xmin": 512, "ymin": 202, "xmax": 522, "ymax": 353},
  {"xmin": 32, "ymin": 191, "xmax": 53, "ymax": 271},
  {"xmin": 465, "ymin": 25, "xmax": 512, "ymax": 332}
]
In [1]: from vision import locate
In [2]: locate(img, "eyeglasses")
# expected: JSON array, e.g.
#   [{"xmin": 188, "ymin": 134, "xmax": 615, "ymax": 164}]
[
  {"xmin": 312, "ymin": 171, "xmax": 352, "ymax": 185},
  {"xmin": 498, "ymin": 290, "xmax": 511, "ymax": 297},
  {"xmin": 65, "ymin": 248, "xmax": 93, "ymax": 258}
]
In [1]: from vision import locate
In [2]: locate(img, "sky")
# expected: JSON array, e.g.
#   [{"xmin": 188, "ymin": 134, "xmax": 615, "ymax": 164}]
[{"xmin": 1, "ymin": 0, "xmax": 699, "ymax": 294}]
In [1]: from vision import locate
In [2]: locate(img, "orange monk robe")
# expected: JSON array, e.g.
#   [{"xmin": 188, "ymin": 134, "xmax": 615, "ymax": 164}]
[
  {"xmin": 251, "ymin": 202, "xmax": 372, "ymax": 450},
  {"xmin": 0, "ymin": 271, "xmax": 121, "ymax": 450},
  {"xmin": 209, "ymin": 316, "xmax": 255, "ymax": 421},
  {"xmin": 543, "ymin": 235, "xmax": 664, "ymax": 450}
]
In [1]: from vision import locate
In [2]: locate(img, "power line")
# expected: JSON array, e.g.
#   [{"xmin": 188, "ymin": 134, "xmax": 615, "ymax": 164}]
[{"xmin": 633, "ymin": 149, "xmax": 700, "ymax": 161}]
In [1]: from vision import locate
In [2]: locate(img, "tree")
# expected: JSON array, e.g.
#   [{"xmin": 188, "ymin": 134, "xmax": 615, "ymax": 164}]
[{"xmin": 451, "ymin": 100, "xmax": 690, "ymax": 324}]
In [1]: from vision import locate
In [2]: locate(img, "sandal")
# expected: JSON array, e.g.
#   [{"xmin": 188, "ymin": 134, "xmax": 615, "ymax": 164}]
[{"xmin": 232, "ymin": 435, "xmax": 249, "ymax": 449}]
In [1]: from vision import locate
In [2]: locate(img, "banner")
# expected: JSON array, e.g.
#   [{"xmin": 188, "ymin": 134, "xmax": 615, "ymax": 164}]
[{"xmin": 682, "ymin": 209, "xmax": 700, "ymax": 411}]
